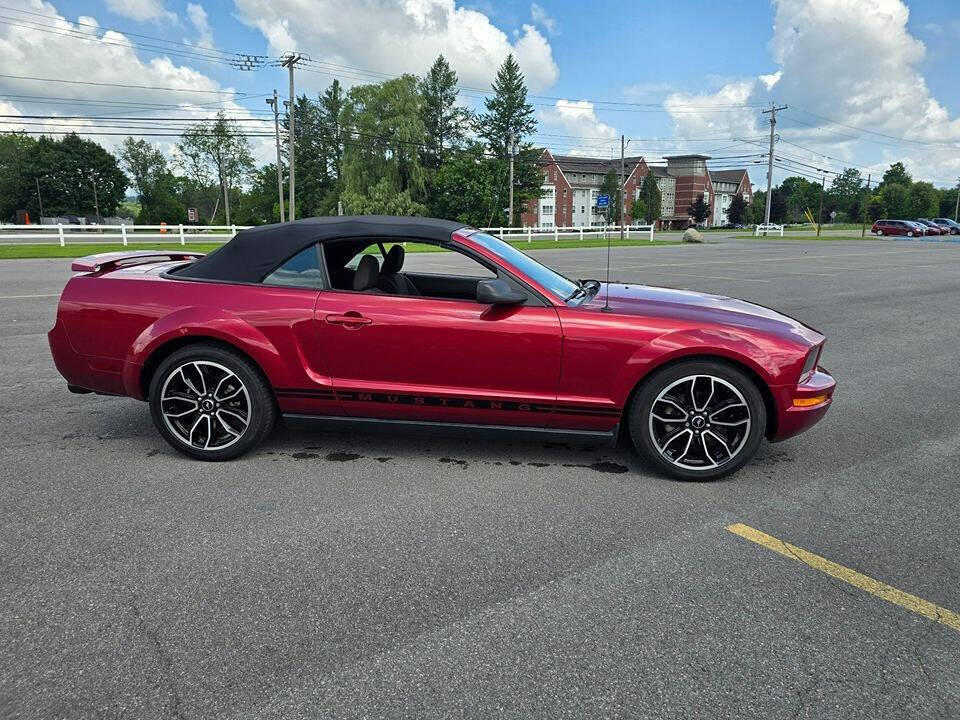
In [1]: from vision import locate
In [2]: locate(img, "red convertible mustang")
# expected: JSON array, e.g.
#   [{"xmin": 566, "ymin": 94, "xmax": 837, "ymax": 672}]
[{"xmin": 49, "ymin": 216, "xmax": 834, "ymax": 480}]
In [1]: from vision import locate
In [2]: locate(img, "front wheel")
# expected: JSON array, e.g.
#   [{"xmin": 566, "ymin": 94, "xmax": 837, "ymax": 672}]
[
  {"xmin": 628, "ymin": 360, "xmax": 767, "ymax": 481},
  {"xmin": 149, "ymin": 343, "xmax": 276, "ymax": 460},
  {"xmin": 907, "ymin": 231, "xmax": 914, "ymax": 237},
  {"xmin": 875, "ymin": 229, "xmax": 884, "ymax": 236}
]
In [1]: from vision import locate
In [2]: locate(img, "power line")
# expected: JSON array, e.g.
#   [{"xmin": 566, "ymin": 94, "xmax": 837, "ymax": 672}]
[{"xmin": 0, "ymin": 73, "xmax": 245, "ymax": 94}]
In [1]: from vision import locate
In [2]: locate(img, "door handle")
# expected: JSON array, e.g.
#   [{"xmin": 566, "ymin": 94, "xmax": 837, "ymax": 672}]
[{"xmin": 326, "ymin": 313, "xmax": 372, "ymax": 327}]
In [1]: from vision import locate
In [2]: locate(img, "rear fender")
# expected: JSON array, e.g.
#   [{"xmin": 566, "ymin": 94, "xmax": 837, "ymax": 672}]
[{"xmin": 122, "ymin": 307, "xmax": 286, "ymax": 399}]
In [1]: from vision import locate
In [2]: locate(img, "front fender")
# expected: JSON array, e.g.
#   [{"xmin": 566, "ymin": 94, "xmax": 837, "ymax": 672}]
[
  {"xmin": 122, "ymin": 307, "xmax": 287, "ymax": 399},
  {"xmin": 612, "ymin": 327, "xmax": 795, "ymax": 407}
]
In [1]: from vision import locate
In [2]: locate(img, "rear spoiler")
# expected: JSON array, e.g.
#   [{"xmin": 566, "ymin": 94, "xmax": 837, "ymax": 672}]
[{"xmin": 71, "ymin": 250, "xmax": 205, "ymax": 274}]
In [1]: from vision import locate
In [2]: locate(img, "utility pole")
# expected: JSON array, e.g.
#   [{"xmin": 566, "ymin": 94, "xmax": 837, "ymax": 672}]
[
  {"xmin": 266, "ymin": 89, "xmax": 285, "ymax": 222},
  {"xmin": 91, "ymin": 175, "xmax": 101, "ymax": 225},
  {"xmin": 955, "ymin": 177, "xmax": 959, "ymax": 222},
  {"xmin": 282, "ymin": 53, "xmax": 302, "ymax": 221},
  {"xmin": 860, "ymin": 173, "xmax": 871, "ymax": 237},
  {"xmin": 816, "ymin": 172, "xmax": 826, "ymax": 237},
  {"xmin": 507, "ymin": 131, "xmax": 515, "ymax": 226},
  {"xmin": 35, "ymin": 177, "xmax": 44, "ymax": 221},
  {"xmin": 220, "ymin": 171, "xmax": 231, "ymax": 226},
  {"xmin": 761, "ymin": 102, "xmax": 787, "ymax": 233},
  {"xmin": 620, "ymin": 135, "xmax": 626, "ymax": 241}
]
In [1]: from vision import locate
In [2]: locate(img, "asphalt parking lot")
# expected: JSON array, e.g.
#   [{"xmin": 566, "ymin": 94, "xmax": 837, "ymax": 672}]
[{"xmin": 1, "ymin": 237, "xmax": 958, "ymax": 719}]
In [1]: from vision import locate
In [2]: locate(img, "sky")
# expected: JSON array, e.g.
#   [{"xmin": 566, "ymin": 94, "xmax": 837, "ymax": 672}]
[{"xmin": 1, "ymin": 0, "xmax": 959, "ymax": 189}]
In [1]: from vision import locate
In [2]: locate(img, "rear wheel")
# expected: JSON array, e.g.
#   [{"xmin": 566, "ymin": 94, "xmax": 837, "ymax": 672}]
[
  {"xmin": 628, "ymin": 360, "xmax": 766, "ymax": 481},
  {"xmin": 149, "ymin": 343, "xmax": 275, "ymax": 460}
]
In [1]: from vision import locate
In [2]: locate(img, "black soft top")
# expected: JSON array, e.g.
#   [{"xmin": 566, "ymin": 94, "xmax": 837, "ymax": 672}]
[{"xmin": 176, "ymin": 215, "xmax": 468, "ymax": 283}]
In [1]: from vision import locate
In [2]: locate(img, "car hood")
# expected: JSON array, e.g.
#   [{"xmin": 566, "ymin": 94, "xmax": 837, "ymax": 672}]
[{"xmin": 582, "ymin": 283, "xmax": 824, "ymax": 346}]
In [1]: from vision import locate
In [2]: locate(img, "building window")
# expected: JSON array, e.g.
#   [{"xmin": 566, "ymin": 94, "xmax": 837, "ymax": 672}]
[
  {"xmin": 563, "ymin": 188, "xmax": 567, "ymax": 197},
  {"xmin": 542, "ymin": 204, "xmax": 554, "ymax": 214}
]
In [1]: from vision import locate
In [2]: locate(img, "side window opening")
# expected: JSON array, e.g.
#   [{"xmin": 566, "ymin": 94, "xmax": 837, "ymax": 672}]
[{"xmin": 262, "ymin": 245, "xmax": 325, "ymax": 289}]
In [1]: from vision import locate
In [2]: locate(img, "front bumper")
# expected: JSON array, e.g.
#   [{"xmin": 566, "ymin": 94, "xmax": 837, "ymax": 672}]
[{"xmin": 770, "ymin": 368, "xmax": 836, "ymax": 442}]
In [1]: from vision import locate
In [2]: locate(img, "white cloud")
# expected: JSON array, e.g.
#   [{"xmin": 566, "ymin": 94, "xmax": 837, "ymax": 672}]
[
  {"xmin": 664, "ymin": 0, "xmax": 960, "ymax": 184},
  {"xmin": 0, "ymin": 1, "xmax": 273, "ymax": 161},
  {"xmin": 186, "ymin": 3, "xmax": 213, "ymax": 49},
  {"xmin": 530, "ymin": 3, "xmax": 557, "ymax": 35},
  {"xmin": 540, "ymin": 99, "xmax": 619, "ymax": 156},
  {"xmin": 232, "ymin": 0, "xmax": 559, "ymax": 92},
  {"xmin": 104, "ymin": 0, "xmax": 177, "ymax": 23}
]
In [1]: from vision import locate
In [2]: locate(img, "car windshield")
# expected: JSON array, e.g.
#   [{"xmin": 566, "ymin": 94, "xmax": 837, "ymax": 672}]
[{"xmin": 466, "ymin": 232, "xmax": 579, "ymax": 300}]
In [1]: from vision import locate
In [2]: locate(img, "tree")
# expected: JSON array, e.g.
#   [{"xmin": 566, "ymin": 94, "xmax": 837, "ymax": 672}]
[
  {"xmin": 419, "ymin": 55, "xmax": 470, "ymax": 170},
  {"xmin": 908, "ymin": 181, "xmax": 939, "ymax": 218},
  {"xmin": 0, "ymin": 133, "xmax": 37, "ymax": 221},
  {"xmin": 340, "ymin": 74, "xmax": 428, "ymax": 211},
  {"xmin": 879, "ymin": 182, "xmax": 911, "ymax": 218},
  {"xmin": 641, "ymin": 172, "xmax": 662, "ymax": 224},
  {"xmin": 748, "ymin": 190, "xmax": 766, "ymax": 225},
  {"xmin": 23, "ymin": 133, "xmax": 127, "ymax": 219},
  {"xmin": 318, "ymin": 79, "xmax": 345, "ymax": 184},
  {"xmin": 598, "ymin": 170, "xmax": 622, "ymax": 225},
  {"xmin": 285, "ymin": 94, "xmax": 326, "ymax": 217},
  {"xmin": 231, "ymin": 164, "xmax": 284, "ymax": 225},
  {"xmin": 429, "ymin": 142, "xmax": 503, "ymax": 226},
  {"xmin": 476, "ymin": 54, "xmax": 539, "ymax": 224},
  {"xmin": 726, "ymin": 193, "xmax": 748, "ymax": 225},
  {"xmin": 880, "ymin": 161, "xmax": 912, "ymax": 189},
  {"xmin": 177, "ymin": 111, "xmax": 254, "ymax": 225},
  {"xmin": 340, "ymin": 177, "xmax": 428, "ymax": 216},
  {"xmin": 688, "ymin": 193, "xmax": 710, "ymax": 224},
  {"xmin": 119, "ymin": 138, "xmax": 185, "ymax": 223},
  {"xmin": 828, "ymin": 167, "xmax": 863, "ymax": 217},
  {"xmin": 780, "ymin": 175, "xmax": 820, "ymax": 222},
  {"xmin": 628, "ymin": 197, "xmax": 646, "ymax": 225}
]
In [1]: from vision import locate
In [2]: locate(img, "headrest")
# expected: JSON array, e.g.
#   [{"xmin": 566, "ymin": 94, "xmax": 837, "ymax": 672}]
[
  {"xmin": 352, "ymin": 254, "xmax": 381, "ymax": 291},
  {"xmin": 381, "ymin": 244, "xmax": 405, "ymax": 275}
]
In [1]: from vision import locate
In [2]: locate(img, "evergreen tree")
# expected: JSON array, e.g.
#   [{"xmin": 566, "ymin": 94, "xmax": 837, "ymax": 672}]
[
  {"xmin": 688, "ymin": 193, "xmax": 710, "ymax": 224},
  {"xmin": 598, "ymin": 169, "xmax": 622, "ymax": 225},
  {"xmin": 476, "ymin": 54, "xmax": 539, "ymax": 225},
  {"xmin": 641, "ymin": 172, "xmax": 661, "ymax": 223},
  {"xmin": 726, "ymin": 193, "xmax": 748, "ymax": 225},
  {"xmin": 476, "ymin": 54, "xmax": 536, "ymax": 155},
  {"xmin": 419, "ymin": 55, "xmax": 470, "ymax": 170},
  {"xmin": 318, "ymin": 79, "xmax": 345, "ymax": 183}
]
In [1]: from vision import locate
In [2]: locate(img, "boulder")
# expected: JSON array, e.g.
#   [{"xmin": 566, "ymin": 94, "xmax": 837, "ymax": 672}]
[{"xmin": 682, "ymin": 227, "xmax": 703, "ymax": 243}]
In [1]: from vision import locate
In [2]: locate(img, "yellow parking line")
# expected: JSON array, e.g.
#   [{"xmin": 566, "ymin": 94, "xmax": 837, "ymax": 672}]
[{"xmin": 726, "ymin": 523, "xmax": 960, "ymax": 634}]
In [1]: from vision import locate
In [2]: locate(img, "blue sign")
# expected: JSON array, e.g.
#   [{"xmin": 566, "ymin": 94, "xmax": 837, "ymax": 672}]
[{"xmin": 596, "ymin": 194, "xmax": 609, "ymax": 208}]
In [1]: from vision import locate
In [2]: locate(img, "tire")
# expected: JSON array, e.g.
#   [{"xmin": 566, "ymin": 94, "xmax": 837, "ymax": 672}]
[
  {"xmin": 628, "ymin": 360, "xmax": 767, "ymax": 481},
  {"xmin": 149, "ymin": 343, "xmax": 276, "ymax": 461},
  {"xmin": 907, "ymin": 231, "xmax": 914, "ymax": 237},
  {"xmin": 875, "ymin": 229, "xmax": 883, "ymax": 236}
]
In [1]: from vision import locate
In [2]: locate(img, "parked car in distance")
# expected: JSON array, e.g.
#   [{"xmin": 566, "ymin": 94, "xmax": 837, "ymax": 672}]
[
  {"xmin": 932, "ymin": 218, "xmax": 960, "ymax": 235},
  {"xmin": 916, "ymin": 219, "xmax": 946, "ymax": 235},
  {"xmin": 48, "ymin": 216, "xmax": 835, "ymax": 481},
  {"xmin": 872, "ymin": 220, "xmax": 919, "ymax": 236}
]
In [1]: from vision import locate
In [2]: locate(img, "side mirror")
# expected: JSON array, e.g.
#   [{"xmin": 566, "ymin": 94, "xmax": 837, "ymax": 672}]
[{"xmin": 477, "ymin": 278, "xmax": 526, "ymax": 305}]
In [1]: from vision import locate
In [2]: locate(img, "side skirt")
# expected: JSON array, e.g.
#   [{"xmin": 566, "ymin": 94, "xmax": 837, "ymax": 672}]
[{"xmin": 282, "ymin": 413, "xmax": 619, "ymax": 446}]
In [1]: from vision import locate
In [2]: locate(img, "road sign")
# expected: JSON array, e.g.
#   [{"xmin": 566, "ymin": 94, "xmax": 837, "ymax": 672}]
[
  {"xmin": 187, "ymin": 207, "xmax": 198, "ymax": 223},
  {"xmin": 596, "ymin": 194, "xmax": 609, "ymax": 208},
  {"xmin": 830, "ymin": 210, "xmax": 837, "ymax": 219}
]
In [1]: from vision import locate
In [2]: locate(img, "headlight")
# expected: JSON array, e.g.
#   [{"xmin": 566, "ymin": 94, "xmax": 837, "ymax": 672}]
[{"xmin": 799, "ymin": 344, "xmax": 821, "ymax": 383}]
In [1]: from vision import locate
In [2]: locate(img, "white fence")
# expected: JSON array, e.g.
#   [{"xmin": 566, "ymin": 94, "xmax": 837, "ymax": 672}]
[
  {"xmin": 0, "ymin": 224, "xmax": 251, "ymax": 246},
  {"xmin": 754, "ymin": 223, "xmax": 785, "ymax": 237},
  {"xmin": 0, "ymin": 222, "xmax": 656, "ymax": 246},
  {"xmin": 479, "ymin": 225, "xmax": 656, "ymax": 242}
]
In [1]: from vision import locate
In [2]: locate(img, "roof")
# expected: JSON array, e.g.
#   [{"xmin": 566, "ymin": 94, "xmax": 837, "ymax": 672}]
[
  {"xmin": 177, "ymin": 215, "xmax": 466, "ymax": 284},
  {"xmin": 544, "ymin": 154, "xmax": 645, "ymax": 175},
  {"xmin": 709, "ymin": 169, "xmax": 748, "ymax": 184},
  {"xmin": 663, "ymin": 154, "xmax": 711, "ymax": 160},
  {"xmin": 648, "ymin": 166, "xmax": 672, "ymax": 178}
]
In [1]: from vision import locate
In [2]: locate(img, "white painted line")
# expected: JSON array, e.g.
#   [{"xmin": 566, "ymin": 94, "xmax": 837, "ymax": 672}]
[{"xmin": 0, "ymin": 293, "xmax": 59, "ymax": 299}]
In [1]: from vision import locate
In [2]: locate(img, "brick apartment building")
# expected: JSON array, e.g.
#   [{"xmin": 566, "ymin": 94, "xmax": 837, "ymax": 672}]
[{"xmin": 521, "ymin": 150, "xmax": 752, "ymax": 229}]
